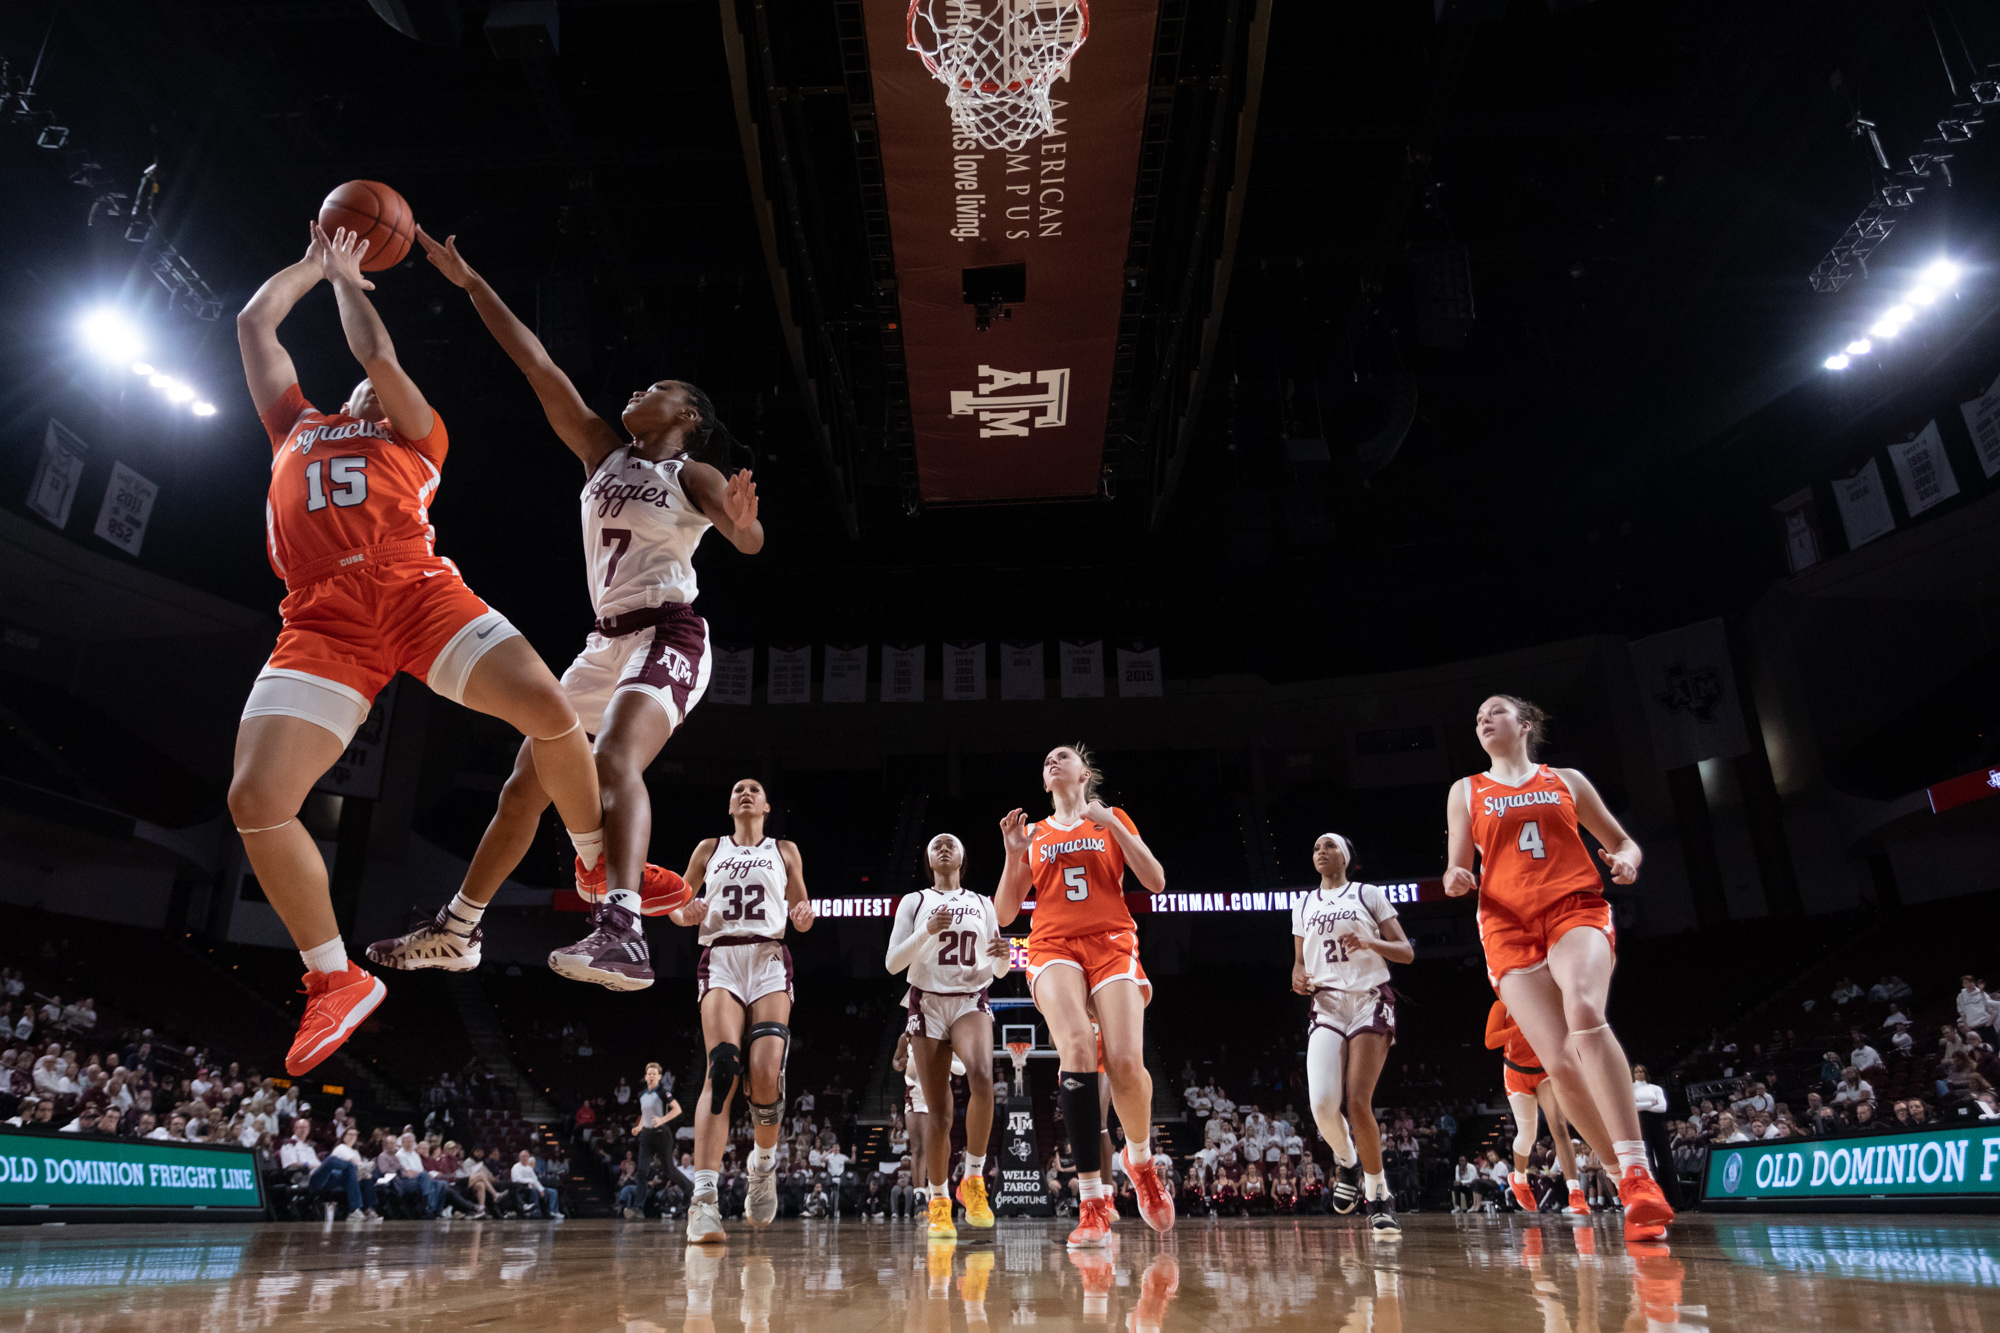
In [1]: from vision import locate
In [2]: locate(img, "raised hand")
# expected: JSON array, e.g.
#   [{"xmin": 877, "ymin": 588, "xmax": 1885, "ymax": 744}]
[
  {"xmin": 315, "ymin": 223, "xmax": 375, "ymax": 291},
  {"xmin": 1080, "ymin": 799, "xmax": 1117, "ymax": 829},
  {"xmin": 722, "ymin": 470, "xmax": 759, "ymax": 530},
  {"xmin": 416, "ymin": 226, "xmax": 476, "ymax": 289},
  {"xmin": 998, "ymin": 809, "xmax": 1031, "ymax": 855}
]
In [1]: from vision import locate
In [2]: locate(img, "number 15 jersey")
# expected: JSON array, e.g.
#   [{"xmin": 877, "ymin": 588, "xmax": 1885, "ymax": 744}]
[
  {"xmin": 1023, "ymin": 808, "xmax": 1139, "ymax": 944},
  {"xmin": 696, "ymin": 834, "xmax": 790, "ymax": 945},
  {"xmin": 1465, "ymin": 764, "xmax": 1603, "ymax": 919}
]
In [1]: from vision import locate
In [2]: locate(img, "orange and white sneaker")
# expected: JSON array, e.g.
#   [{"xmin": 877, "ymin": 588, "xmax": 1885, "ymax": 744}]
[
  {"xmin": 1128, "ymin": 1253, "xmax": 1180, "ymax": 1333},
  {"xmin": 1067, "ymin": 1196, "xmax": 1114, "ymax": 1249},
  {"xmin": 1568, "ymin": 1185, "xmax": 1591, "ymax": 1216},
  {"xmin": 574, "ymin": 858, "xmax": 692, "ymax": 916},
  {"xmin": 1068, "ymin": 1249, "xmax": 1115, "ymax": 1319},
  {"xmin": 286, "ymin": 963, "xmax": 386, "ymax": 1077},
  {"xmin": 1509, "ymin": 1173, "xmax": 1537, "ymax": 1213},
  {"xmin": 1618, "ymin": 1165, "xmax": 1674, "ymax": 1242},
  {"xmin": 1124, "ymin": 1146, "xmax": 1176, "ymax": 1232},
  {"xmin": 575, "ymin": 855, "xmax": 609, "ymax": 904}
]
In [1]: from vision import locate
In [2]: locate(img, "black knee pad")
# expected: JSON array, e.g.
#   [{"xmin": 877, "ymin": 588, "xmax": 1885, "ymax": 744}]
[{"xmin": 707, "ymin": 1042, "xmax": 741, "ymax": 1115}]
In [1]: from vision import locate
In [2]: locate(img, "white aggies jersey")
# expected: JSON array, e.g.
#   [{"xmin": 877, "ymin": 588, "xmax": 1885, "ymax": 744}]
[
  {"xmin": 899, "ymin": 889, "xmax": 1002, "ymax": 993},
  {"xmin": 1292, "ymin": 882, "xmax": 1398, "ymax": 992},
  {"xmin": 581, "ymin": 447, "xmax": 714, "ymax": 619},
  {"xmin": 696, "ymin": 835, "xmax": 789, "ymax": 945}
]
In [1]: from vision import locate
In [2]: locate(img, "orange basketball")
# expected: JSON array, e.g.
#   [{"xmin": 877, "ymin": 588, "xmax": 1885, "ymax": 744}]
[{"xmin": 317, "ymin": 180, "xmax": 415, "ymax": 272}]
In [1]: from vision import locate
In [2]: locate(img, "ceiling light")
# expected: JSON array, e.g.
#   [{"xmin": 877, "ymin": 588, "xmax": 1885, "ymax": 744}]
[
  {"xmin": 148, "ymin": 374, "xmax": 170, "ymax": 389},
  {"xmin": 1909, "ymin": 286, "xmax": 1938, "ymax": 305},
  {"xmin": 164, "ymin": 381, "xmax": 195, "ymax": 403},
  {"xmin": 78, "ymin": 309, "xmax": 143, "ymax": 363},
  {"xmin": 1824, "ymin": 354, "xmax": 1850, "ymax": 370},
  {"xmin": 1870, "ymin": 317, "xmax": 1902, "ymax": 338},
  {"xmin": 1884, "ymin": 304, "xmax": 1913, "ymax": 323},
  {"xmin": 1845, "ymin": 339, "xmax": 1872, "ymax": 355},
  {"xmin": 192, "ymin": 402, "xmax": 217, "ymax": 417},
  {"xmin": 1922, "ymin": 260, "xmax": 1961, "ymax": 288},
  {"xmin": 131, "ymin": 362, "xmax": 155, "ymax": 376}
]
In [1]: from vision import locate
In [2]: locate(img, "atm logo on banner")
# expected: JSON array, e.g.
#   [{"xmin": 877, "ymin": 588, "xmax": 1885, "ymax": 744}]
[{"xmin": 950, "ymin": 365, "xmax": 1071, "ymax": 438}]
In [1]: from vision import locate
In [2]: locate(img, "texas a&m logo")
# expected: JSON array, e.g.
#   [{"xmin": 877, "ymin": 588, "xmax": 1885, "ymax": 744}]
[
  {"xmin": 657, "ymin": 645, "xmax": 695, "ymax": 687},
  {"xmin": 949, "ymin": 365, "xmax": 1071, "ymax": 438}
]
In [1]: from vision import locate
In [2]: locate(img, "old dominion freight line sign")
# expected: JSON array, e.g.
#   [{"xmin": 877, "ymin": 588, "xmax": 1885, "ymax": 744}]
[
  {"xmin": 0, "ymin": 1130, "xmax": 263, "ymax": 1212},
  {"xmin": 1706, "ymin": 1124, "xmax": 2000, "ymax": 1207}
]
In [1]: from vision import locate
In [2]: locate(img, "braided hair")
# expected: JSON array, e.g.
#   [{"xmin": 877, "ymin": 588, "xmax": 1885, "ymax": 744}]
[{"xmin": 679, "ymin": 381, "xmax": 746, "ymax": 473}]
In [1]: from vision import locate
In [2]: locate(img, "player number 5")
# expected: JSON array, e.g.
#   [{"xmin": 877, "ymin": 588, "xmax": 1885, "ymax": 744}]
[
  {"xmin": 1518, "ymin": 820, "xmax": 1546, "ymax": 860},
  {"xmin": 1062, "ymin": 866, "xmax": 1090, "ymax": 902}
]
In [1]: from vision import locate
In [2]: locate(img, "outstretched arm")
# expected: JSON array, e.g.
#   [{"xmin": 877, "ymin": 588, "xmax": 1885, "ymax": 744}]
[
  {"xmin": 317, "ymin": 225, "xmax": 435, "ymax": 442},
  {"xmin": 994, "ymin": 810, "xmax": 1033, "ymax": 927},
  {"xmin": 417, "ymin": 227, "xmax": 621, "ymax": 471},
  {"xmin": 237, "ymin": 226, "xmax": 324, "ymax": 418},
  {"xmin": 681, "ymin": 461, "xmax": 764, "ymax": 555}
]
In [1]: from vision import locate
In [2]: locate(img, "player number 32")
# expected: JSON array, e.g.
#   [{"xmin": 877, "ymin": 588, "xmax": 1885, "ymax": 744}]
[{"xmin": 304, "ymin": 456, "xmax": 368, "ymax": 511}]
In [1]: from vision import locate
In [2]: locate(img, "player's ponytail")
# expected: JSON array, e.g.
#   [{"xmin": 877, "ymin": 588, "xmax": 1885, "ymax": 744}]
[
  {"xmin": 1065, "ymin": 741, "xmax": 1105, "ymax": 803},
  {"xmin": 1495, "ymin": 694, "xmax": 1551, "ymax": 761},
  {"xmin": 681, "ymin": 381, "xmax": 753, "ymax": 475}
]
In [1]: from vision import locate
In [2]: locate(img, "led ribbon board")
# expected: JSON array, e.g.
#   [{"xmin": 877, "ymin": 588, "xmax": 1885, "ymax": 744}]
[
  {"xmin": 863, "ymin": 0, "xmax": 1157, "ymax": 501},
  {"xmin": 0, "ymin": 1129, "xmax": 265, "ymax": 1215},
  {"xmin": 1704, "ymin": 1124, "xmax": 2000, "ymax": 1211}
]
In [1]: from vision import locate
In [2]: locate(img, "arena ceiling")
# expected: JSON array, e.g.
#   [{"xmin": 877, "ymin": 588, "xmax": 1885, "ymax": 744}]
[{"xmin": 3, "ymin": 0, "xmax": 1999, "ymax": 680}]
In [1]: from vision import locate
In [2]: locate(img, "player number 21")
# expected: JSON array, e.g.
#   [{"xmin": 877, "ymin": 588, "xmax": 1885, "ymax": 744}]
[
  {"xmin": 1062, "ymin": 866, "xmax": 1090, "ymax": 902},
  {"xmin": 1518, "ymin": 821, "xmax": 1546, "ymax": 860},
  {"xmin": 304, "ymin": 456, "xmax": 368, "ymax": 511}
]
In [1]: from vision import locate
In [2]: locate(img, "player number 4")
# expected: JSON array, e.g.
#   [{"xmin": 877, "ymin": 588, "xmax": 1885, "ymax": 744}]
[
  {"xmin": 304, "ymin": 456, "xmax": 368, "ymax": 512},
  {"xmin": 1518, "ymin": 820, "xmax": 1546, "ymax": 860},
  {"xmin": 1062, "ymin": 866, "xmax": 1090, "ymax": 902}
]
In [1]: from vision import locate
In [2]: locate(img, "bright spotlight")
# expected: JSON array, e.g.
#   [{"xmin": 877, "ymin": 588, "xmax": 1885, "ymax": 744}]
[
  {"xmin": 1824, "ymin": 354, "xmax": 1851, "ymax": 370},
  {"xmin": 1870, "ymin": 317, "xmax": 1902, "ymax": 338},
  {"xmin": 192, "ymin": 402, "xmax": 218, "ymax": 417},
  {"xmin": 1884, "ymin": 304, "xmax": 1914, "ymax": 323},
  {"xmin": 164, "ymin": 380, "xmax": 195, "ymax": 404},
  {"xmin": 148, "ymin": 374, "xmax": 170, "ymax": 390},
  {"xmin": 1922, "ymin": 260, "xmax": 1961, "ymax": 288},
  {"xmin": 1910, "ymin": 286, "xmax": 1938, "ymax": 306},
  {"xmin": 78, "ymin": 309, "xmax": 143, "ymax": 363},
  {"xmin": 1846, "ymin": 338, "xmax": 1872, "ymax": 355},
  {"xmin": 131, "ymin": 362, "xmax": 155, "ymax": 376}
]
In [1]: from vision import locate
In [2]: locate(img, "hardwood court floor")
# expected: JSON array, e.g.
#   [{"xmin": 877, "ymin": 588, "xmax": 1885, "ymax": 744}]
[{"xmin": 0, "ymin": 1212, "xmax": 1996, "ymax": 1330}]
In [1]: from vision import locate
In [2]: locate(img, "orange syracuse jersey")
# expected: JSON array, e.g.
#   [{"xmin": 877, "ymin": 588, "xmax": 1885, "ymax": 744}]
[{"xmin": 1024, "ymin": 808, "xmax": 1139, "ymax": 942}]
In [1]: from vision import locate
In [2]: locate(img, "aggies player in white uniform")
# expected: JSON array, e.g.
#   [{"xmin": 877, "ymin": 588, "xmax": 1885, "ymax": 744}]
[
  {"xmin": 369, "ymin": 231, "xmax": 763, "ymax": 989},
  {"xmin": 1290, "ymin": 833, "xmax": 1414, "ymax": 1235},
  {"xmin": 667, "ymin": 778, "xmax": 814, "ymax": 1243},
  {"xmin": 884, "ymin": 834, "xmax": 1009, "ymax": 1238}
]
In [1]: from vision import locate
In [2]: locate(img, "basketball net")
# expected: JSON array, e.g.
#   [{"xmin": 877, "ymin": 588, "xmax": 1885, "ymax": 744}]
[
  {"xmin": 1006, "ymin": 1041, "xmax": 1032, "ymax": 1097},
  {"xmin": 907, "ymin": 0, "xmax": 1090, "ymax": 152}
]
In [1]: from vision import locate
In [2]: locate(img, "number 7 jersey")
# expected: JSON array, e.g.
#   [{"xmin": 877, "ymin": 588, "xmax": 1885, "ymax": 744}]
[
  {"xmin": 696, "ymin": 834, "xmax": 790, "ymax": 944},
  {"xmin": 1465, "ymin": 764, "xmax": 1604, "ymax": 917}
]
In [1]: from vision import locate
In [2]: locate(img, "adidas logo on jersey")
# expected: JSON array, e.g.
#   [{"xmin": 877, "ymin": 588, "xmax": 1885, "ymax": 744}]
[{"xmin": 1482, "ymin": 790, "xmax": 1563, "ymax": 818}]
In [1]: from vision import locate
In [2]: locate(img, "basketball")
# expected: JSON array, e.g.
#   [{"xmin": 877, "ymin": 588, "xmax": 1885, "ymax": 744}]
[{"xmin": 316, "ymin": 180, "xmax": 414, "ymax": 271}]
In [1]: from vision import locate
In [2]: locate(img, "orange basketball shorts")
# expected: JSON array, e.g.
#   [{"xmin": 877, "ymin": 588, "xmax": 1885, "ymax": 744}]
[
  {"xmin": 1478, "ymin": 890, "xmax": 1614, "ymax": 991},
  {"xmin": 1026, "ymin": 929, "xmax": 1151, "ymax": 998},
  {"xmin": 243, "ymin": 557, "xmax": 519, "ymax": 746},
  {"xmin": 1503, "ymin": 1061, "xmax": 1548, "ymax": 1097}
]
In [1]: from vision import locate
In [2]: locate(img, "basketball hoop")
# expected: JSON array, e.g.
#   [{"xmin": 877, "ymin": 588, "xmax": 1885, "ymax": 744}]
[
  {"xmin": 907, "ymin": 0, "xmax": 1090, "ymax": 152},
  {"xmin": 1006, "ymin": 1040, "xmax": 1033, "ymax": 1097}
]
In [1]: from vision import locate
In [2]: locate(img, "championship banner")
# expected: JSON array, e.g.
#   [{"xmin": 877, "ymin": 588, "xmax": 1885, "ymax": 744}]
[
  {"xmin": 1887, "ymin": 421, "xmax": 1959, "ymax": 517},
  {"xmin": 1961, "ymin": 370, "xmax": 2000, "ymax": 479},
  {"xmin": 861, "ymin": 0, "xmax": 1159, "ymax": 501},
  {"xmin": 0, "ymin": 1128, "xmax": 265, "ymax": 1216},
  {"xmin": 942, "ymin": 641, "xmax": 988, "ymax": 700},
  {"xmin": 1833, "ymin": 457, "xmax": 1896, "ymax": 550},
  {"xmin": 93, "ymin": 460, "xmax": 159, "ymax": 557},
  {"xmin": 1058, "ymin": 640, "xmax": 1104, "ymax": 698},
  {"xmin": 1115, "ymin": 643, "xmax": 1163, "ymax": 697},
  {"xmin": 1000, "ymin": 642, "xmax": 1045, "ymax": 700},
  {"xmin": 1627, "ymin": 618, "xmax": 1749, "ymax": 771},
  {"xmin": 27, "ymin": 419, "xmax": 89, "ymax": 530},
  {"xmin": 994, "ymin": 1098, "xmax": 1053, "ymax": 1216},
  {"xmin": 1771, "ymin": 487, "xmax": 1823, "ymax": 576},
  {"xmin": 768, "ymin": 647, "xmax": 812, "ymax": 704},
  {"xmin": 882, "ymin": 644, "xmax": 925, "ymax": 702},
  {"xmin": 707, "ymin": 647, "xmax": 754, "ymax": 705},
  {"xmin": 823, "ymin": 645, "xmax": 868, "ymax": 703},
  {"xmin": 1704, "ymin": 1124, "xmax": 2000, "ymax": 1210}
]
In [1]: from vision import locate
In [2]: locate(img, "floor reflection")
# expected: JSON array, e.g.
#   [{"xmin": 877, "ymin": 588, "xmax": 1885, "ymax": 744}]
[{"xmin": 0, "ymin": 1214, "xmax": 1992, "ymax": 1330}]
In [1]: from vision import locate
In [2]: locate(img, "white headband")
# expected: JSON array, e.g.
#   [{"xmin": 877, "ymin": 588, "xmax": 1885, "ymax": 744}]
[{"xmin": 1318, "ymin": 833, "xmax": 1354, "ymax": 861}]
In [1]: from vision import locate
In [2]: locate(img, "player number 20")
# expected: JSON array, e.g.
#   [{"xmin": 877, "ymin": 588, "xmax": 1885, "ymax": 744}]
[
  {"xmin": 1062, "ymin": 866, "xmax": 1090, "ymax": 902},
  {"xmin": 936, "ymin": 931, "xmax": 979, "ymax": 966},
  {"xmin": 1518, "ymin": 821, "xmax": 1546, "ymax": 860},
  {"xmin": 304, "ymin": 456, "xmax": 368, "ymax": 511}
]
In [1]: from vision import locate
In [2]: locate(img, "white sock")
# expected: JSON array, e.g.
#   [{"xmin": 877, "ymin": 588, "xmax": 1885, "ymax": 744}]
[
  {"xmin": 569, "ymin": 825, "xmax": 605, "ymax": 871},
  {"xmin": 748, "ymin": 1145, "xmax": 775, "ymax": 1173},
  {"xmin": 607, "ymin": 887, "xmax": 642, "ymax": 915},
  {"xmin": 1364, "ymin": 1171, "xmax": 1388, "ymax": 1201},
  {"xmin": 964, "ymin": 1154, "xmax": 985, "ymax": 1174},
  {"xmin": 1078, "ymin": 1175, "xmax": 1107, "ymax": 1201},
  {"xmin": 1613, "ymin": 1140, "xmax": 1650, "ymax": 1176},
  {"xmin": 693, "ymin": 1168, "xmax": 718, "ymax": 1199},
  {"xmin": 301, "ymin": 937, "xmax": 349, "ymax": 974},
  {"xmin": 1124, "ymin": 1136, "xmax": 1151, "ymax": 1163},
  {"xmin": 442, "ymin": 891, "xmax": 485, "ymax": 936}
]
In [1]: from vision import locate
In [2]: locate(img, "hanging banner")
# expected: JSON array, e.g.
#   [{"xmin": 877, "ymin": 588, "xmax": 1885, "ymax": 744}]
[
  {"xmin": 768, "ymin": 647, "xmax": 812, "ymax": 704},
  {"xmin": 1627, "ymin": 618, "xmax": 1749, "ymax": 771},
  {"xmin": 942, "ymin": 642, "xmax": 987, "ymax": 701},
  {"xmin": 823, "ymin": 645, "xmax": 868, "ymax": 703},
  {"xmin": 1058, "ymin": 640, "xmax": 1104, "ymax": 698},
  {"xmin": 1832, "ymin": 458, "xmax": 1895, "ymax": 550},
  {"xmin": 708, "ymin": 647, "xmax": 753, "ymax": 706},
  {"xmin": 1959, "ymin": 371, "xmax": 2000, "ymax": 479},
  {"xmin": 315, "ymin": 678, "xmax": 397, "ymax": 800},
  {"xmin": 1116, "ymin": 644, "xmax": 1163, "ymax": 697},
  {"xmin": 1887, "ymin": 421, "xmax": 1960, "ymax": 517},
  {"xmin": 860, "ymin": 0, "xmax": 1159, "ymax": 502},
  {"xmin": 1770, "ymin": 487, "xmax": 1823, "ymax": 575},
  {"xmin": 1000, "ymin": 642, "xmax": 1045, "ymax": 700},
  {"xmin": 882, "ymin": 644, "xmax": 925, "ymax": 702},
  {"xmin": 27, "ymin": 420, "xmax": 90, "ymax": 531},
  {"xmin": 93, "ymin": 461, "xmax": 159, "ymax": 557}
]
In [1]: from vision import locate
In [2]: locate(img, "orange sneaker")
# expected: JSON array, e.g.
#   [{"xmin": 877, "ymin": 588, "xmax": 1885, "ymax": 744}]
[
  {"xmin": 1509, "ymin": 1174, "xmax": 1537, "ymax": 1213},
  {"xmin": 1618, "ymin": 1165, "xmax": 1674, "ymax": 1242},
  {"xmin": 1568, "ymin": 1185, "xmax": 1590, "ymax": 1216},
  {"xmin": 1067, "ymin": 1196, "xmax": 1114, "ymax": 1249},
  {"xmin": 574, "ymin": 859, "xmax": 692, "ymax": 916},
  {"xmin": 575, "ymin": 856, "xmax": 608, "ymax": 904},
  {"xmin": 286, "ymin": 963, "xmax": 386, "ymax": 1076},
  {"xmin": 1128, "ymin": 1253, "xmax": 1180, "ymax": 1333},
  {"xmin": 1124, "ymin": 1146, "xmax": 1176, "ymax": 1232},
  {"xmin": 1068, "ymin": 1249, "xmax": 1115, "ymax": 1319}
]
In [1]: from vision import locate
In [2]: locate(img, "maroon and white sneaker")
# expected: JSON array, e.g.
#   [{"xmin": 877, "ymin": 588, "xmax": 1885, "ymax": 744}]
[
  {"xmin": 548, "ymin": 904, "xmax": 654, "ymax": 991},
  {"xmin": 366, "ymin": 907, "xmax": 482, "ymax": 972}
]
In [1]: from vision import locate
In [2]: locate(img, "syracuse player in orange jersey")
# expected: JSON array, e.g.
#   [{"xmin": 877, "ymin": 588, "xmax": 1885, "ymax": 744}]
[
  {"xmin": 229, "ymin": 224, "xmax": 609, "ymax": 1076},
  {"xmin": 1444, "ymin": 695, "xmax": 1672, "ymax": 1241},
  {"xmin": 1485, "ymin": 1001, "xmax": 1592, "ymax": 1217},
  {"xmin": 996, "ymin": 743, "xmax": 1174, "ymax": 1248}
]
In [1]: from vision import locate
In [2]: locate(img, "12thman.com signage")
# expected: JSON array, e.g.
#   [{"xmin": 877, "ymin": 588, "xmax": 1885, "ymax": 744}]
[
  {"xmin": 1706, "ymin": 1125, "xmax": 2000, "ymax": 1209},
  {"xmin": 0, "ymin": 1129, "xmax": 263, "ymax": 1213}
]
